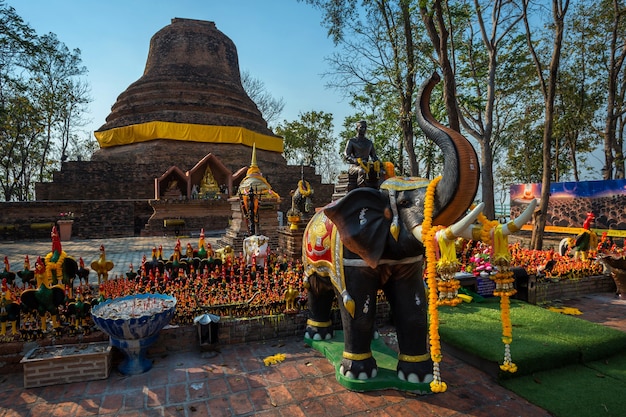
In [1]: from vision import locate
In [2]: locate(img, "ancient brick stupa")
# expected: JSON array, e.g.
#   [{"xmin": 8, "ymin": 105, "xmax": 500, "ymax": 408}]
[
  {"xmin": 93, "ymin": 18, "xmax": 283, "ymax": 165},
  {"xmin": 25, "ymin": 18, "xmax": 333, "ymax": 239}
]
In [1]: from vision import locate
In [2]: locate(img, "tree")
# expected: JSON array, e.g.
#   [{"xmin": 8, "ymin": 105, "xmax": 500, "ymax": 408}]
[
  {"xmin": 241, "ymin": 70, "xmax": 285, "ymax": 130},
  {"xmin": 275, "ymin": 111, "xmax": 338, "ymax": 182},
  {"xmin": 594, "ymin": 0, "xmax": 626, "ymax": 180},
  {"xmin": 419, "ymin": 0, "xmax": 462, "ymax": 132},
  {"xmin": 523, "ymin": 0, "xmax": 570, "ymax": 250},
  {"xmin": 304, "ymin": 0, "xmax": 427, "ymax": 176},
  {"xmin": 0, "ymin": 3, "xmax": 91, "ymax": 201},
  {"xmin": 26, "ymin": 33, "xmax": 88, "ymax": 182},
  {"xmin": 0, "ymin": 1, "xmax": 40, "ymax": 201},
  {"xmin": 454, "ymin": 0, "xmax": 525, "ymax": 219}
]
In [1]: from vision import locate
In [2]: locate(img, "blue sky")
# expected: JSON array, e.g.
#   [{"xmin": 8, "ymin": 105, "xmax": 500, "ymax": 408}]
[{"xmin": 11, "ymin": 0, "xmax": 349, "ymax": 139}]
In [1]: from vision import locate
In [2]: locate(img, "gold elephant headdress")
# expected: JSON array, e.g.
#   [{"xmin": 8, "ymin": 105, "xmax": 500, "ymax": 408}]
[{"xmin": 380, "ymin": 177, "xmax": 431, "ymax": 241}]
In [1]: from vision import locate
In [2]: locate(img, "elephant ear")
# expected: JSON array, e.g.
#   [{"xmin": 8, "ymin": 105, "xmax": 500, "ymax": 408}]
[{"xmin": 324, "ymin": 188, "xmax": 392, "ymax": 269}]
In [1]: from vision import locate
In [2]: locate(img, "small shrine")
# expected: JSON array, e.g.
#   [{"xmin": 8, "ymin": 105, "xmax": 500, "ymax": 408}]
[
  {"xmin": 141, "ymin": 153, "xmax": 239, "ymax": 236},
  {"xmin": 219, "ymin": 145, "xmax": 280, "ymax": 251}
]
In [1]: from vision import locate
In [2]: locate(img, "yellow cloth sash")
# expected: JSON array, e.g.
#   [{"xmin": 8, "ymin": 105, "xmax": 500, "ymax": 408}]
[{"xmin": 95, "ymin": 121, "xmax": 284, "ymax": 153}]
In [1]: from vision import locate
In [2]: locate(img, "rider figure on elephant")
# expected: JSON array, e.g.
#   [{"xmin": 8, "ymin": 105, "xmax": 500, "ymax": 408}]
[{"xmin": 344, "ymin": 120, "xmax": 383, "ymax": 191}]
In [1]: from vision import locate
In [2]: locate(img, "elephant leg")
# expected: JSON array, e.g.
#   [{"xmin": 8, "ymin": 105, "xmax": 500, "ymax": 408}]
[
  {"xmin": 304, "ymin": 274, "xmax": 335, "ymax": 340},
  {"xmin": 339, "ymin": 268, "xmax": 379, "ymax": 380},
  {"xmin": 383, "ymin": 263, "xmax": 433, "ymax": 384}
]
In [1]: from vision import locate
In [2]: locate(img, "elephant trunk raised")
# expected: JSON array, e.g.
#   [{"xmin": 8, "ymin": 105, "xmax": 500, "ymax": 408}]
[{"xmin": 302, "ymin": 73, "xmax": 534, "ymax": 386}]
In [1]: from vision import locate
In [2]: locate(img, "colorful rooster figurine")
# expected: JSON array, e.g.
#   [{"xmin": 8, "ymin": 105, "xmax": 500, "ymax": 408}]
[
  {"xmin": 77, "ymin": 257, "xmax": 90, "ymax": 286},
  {"xmin": 0, "ymin": 279, "xmax": 20, "ymax": 336},
  {"xmin": 17, "ymin": 255, "xmax": 35, "ymax": 288},
  {"xmin": 0, "ymin": 256, "xmax": 16, "ymax": 288},
  {"xmin": 90, "ymin": 245, "xmax": 114, "ymax": 284},
  {"xmin": 20, "ymin": 256, "xmax": 66, "ymax": 331}
]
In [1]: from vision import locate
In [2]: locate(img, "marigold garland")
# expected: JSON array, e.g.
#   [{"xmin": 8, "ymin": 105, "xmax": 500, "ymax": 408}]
[
  {"xmin": 422, "ymin": 176, "xmax": 447, "ymax": 393},
  {"xmin": 44, "ymin": 251, "xmax": 67, "ymax": 286},
  {"xmin": 298, "ymin": 180, "xmax": 312, "ymax": 197},
  {"xmin": 489, "ymin": 226, "xmax": 518, "ymax": 373}
]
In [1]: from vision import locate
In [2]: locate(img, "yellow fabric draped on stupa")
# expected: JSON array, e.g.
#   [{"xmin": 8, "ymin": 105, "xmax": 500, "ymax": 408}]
[{"xmin": 94, "ymin": 121, "xmax": 284, "ymax": 153}]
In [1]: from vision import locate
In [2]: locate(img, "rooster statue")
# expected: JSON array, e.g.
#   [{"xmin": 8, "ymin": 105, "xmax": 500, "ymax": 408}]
[
  {"xmin": 571, "ymin": 212, "xmax": 598, "ymax": 261},
  {"xmin": 17, "ymin": 255, "xmax": 35, "ymax": 288},
  {"xmin": 91, "ymin": 245, "xmax": 114, "ymax": 284},
  {"xmin": 20, "ymin": 256, "xmax": 66, "ymax": 332},
  {"xmin": 77, "ymin": 257, "xmax": 90, "ymax": 286},
  {"xmin": 165, "ymin": 239, "xmax": 188, "ymax": 275},
  {"xmin": 0, "ymin": 279, "xmax": 20, "ymax": 337},
  {"xmin": 66, "ymin": 287, "xmax": 92, "ymax": 329},
  {"xmin": 0, "ymin": 256, "xmax": 16, "ymax": 288}
]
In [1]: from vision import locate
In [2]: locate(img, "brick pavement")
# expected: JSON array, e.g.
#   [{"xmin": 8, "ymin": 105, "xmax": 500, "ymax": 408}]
[{"xmin": 0, "ymin": 333, "xmax": 552, "ymax": 417}]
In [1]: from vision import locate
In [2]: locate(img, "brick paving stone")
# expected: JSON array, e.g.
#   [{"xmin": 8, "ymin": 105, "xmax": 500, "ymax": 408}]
[
  {"xmin": 167, "ymin": 383, "xmax": 188, "ymax": 404},
  {"xmin": 248, "ymin": 387, "xmax": 274, "ymax": 412},
  {"xmin": 206, "ymin": 377, "xmax": 230, "ymax": 396},
  {"xmin": 51, "ymin": 401, "xmax": 79, "ymax": 417},
  {"xmin": 226, "ymin": 374, "xmax": 250, "ymax": 392},
  {"xmin": 228, "ymin": 391, "xmax": 254, "ymax": 414},
  {"xmin": 206, "ymin": 396, "xmax": 231, "ymax": 416},
  {"xmin": 99, "ymin": 392, "xmax": 123, "ymax": 414},
  {"xmin": 266, "ymin": 384, "xmax": 294, "ymax": 406},
  {"xmin": 145, "ymin": 386, "xmax": 167, "ymax": 408},
  {"xmin": 75, "ymin": 398, "xmax": 101, "ymax": 415},
  {"xmin": 122, "ymin": 389, "xmax": 145, "ymax": 411},
  {"xmin": 188, "ymin": 380, "xmax": 210, "ymax": 401}
]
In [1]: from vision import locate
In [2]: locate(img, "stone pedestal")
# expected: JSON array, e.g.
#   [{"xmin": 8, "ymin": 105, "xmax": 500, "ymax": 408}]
[
  {"xmin": 218, "ymin": 197, "xmax": 280, "ymax": 253},
  {"xmin": 278, "ymin": 226, "xmax": 305, "ymax": 260},
  {"xmin": 332, "ymin": 173, "xmax": 350, "ymax": 201}
]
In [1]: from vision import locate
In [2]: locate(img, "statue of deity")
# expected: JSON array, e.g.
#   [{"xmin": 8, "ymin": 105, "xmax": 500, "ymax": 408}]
[{"xmin": 199, "ymin": 166, "xmax": 220, "ymax": 197}]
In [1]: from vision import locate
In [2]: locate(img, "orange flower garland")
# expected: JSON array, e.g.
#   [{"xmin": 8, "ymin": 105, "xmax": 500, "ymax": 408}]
[
  {"xmin": 44, "ymin": 251, "xmax": 66, "ymax": 285},
  {"xmin": 490, "ymin": 226, "xmax": 517, "ymax": 373},
  {"xmin": 298, "ymin": 180, "xmax": 312, "ymax": 197},
  {"xmin": 422, "ymin": 176, "xmax": 447, "ymax": 393}
]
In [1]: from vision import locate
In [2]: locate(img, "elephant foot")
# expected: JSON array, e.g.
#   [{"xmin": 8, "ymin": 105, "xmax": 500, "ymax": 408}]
[
  {"xmin": 340, "ymin": 352, "xmax": 378, "ymax": 380},
  {"xmin": 397, "ymin": 353, "xmax": 434, "ymax": 384},
  {"xmin": 304, "ymin": 319, "xmax": 333, "ymax": 341}
]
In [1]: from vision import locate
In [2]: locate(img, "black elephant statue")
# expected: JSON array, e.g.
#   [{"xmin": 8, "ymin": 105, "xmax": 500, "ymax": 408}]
[{"xmin": 302, "ymin": 73, "xmax": 535, "ymax": 384}]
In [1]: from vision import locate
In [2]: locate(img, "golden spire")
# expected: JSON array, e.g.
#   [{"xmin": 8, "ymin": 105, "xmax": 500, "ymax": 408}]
[
  {"xmin": 251, "ymin": 142, "xmax": 258, "ymax": 168},
  {"xmin": 246, "ymin": 143, "xmax": 261, "ymax": 176}
]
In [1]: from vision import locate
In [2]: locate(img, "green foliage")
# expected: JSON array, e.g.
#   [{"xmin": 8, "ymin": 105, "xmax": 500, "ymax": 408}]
[
  {"xmin": 0, "ymin": 1, "xmax": 90, "ymax": 201},
  {"xmin": 275, "ymin": 110, "xmax": 338, "ymax": 182}
]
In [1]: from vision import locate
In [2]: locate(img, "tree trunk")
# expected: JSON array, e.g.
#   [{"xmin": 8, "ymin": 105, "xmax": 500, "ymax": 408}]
[
  {"xmin": 528, "ymin": 0, "xmax": 568, "ymax": 250},
  {"xmin": 480, "ymin": 141, "xmax": 496, "ymax": 220}
]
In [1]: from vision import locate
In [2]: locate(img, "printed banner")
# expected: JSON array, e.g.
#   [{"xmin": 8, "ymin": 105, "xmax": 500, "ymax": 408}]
[{"xmin": 510, "ymin": 179, "xmax": 626, "ymax": 237}]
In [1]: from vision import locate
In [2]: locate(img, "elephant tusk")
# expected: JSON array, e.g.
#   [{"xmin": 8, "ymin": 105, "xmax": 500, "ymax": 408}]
[
  {"xmin": 412, "ymin": 203, "xmax": 485, "ymax": 243},
  {"xmin": 443, "ymin": 203, "xmax": 485, "ymax": 241},
  {"xmin": 500, "ymin": 199, "xmax": 537, "ymax": 236}
]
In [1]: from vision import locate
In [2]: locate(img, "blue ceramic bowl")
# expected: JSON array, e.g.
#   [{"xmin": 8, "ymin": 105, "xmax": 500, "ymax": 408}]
[{"xmin": 91, "ymin": 293, "xmax": 176, "ymax": 341}]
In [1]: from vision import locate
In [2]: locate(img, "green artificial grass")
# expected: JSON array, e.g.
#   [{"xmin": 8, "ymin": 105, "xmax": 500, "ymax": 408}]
[
  {"xmin": 501, "ymin": 352, "xmax": 626, "ymax": 417},
  {"xmin": 306, "ymin": 297, "xmax": 626, "ymax": 415},
  {"xmin": 305, "ymin": 331, "xmax": 431, "ymax": 394},
  {"xmin": 438, "ymin": 297, "xmax": 626, "ymax": 377}
]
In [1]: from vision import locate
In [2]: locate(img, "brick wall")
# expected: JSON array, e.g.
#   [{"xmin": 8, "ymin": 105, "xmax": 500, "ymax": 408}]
[
  {"xmin": 528, "ymin": 275, "xmax": 616, "ymax": 304},
  {"xmin": 2, "ymin": 145, "xmax": 335, "ymax": 240},
  {"xmin": 0, "ymin": 200, "xmax": 151, "ymax": 240},
  {"xmin": 1, "ymin": 304, "xmax": 392, "ymax": 375}
]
